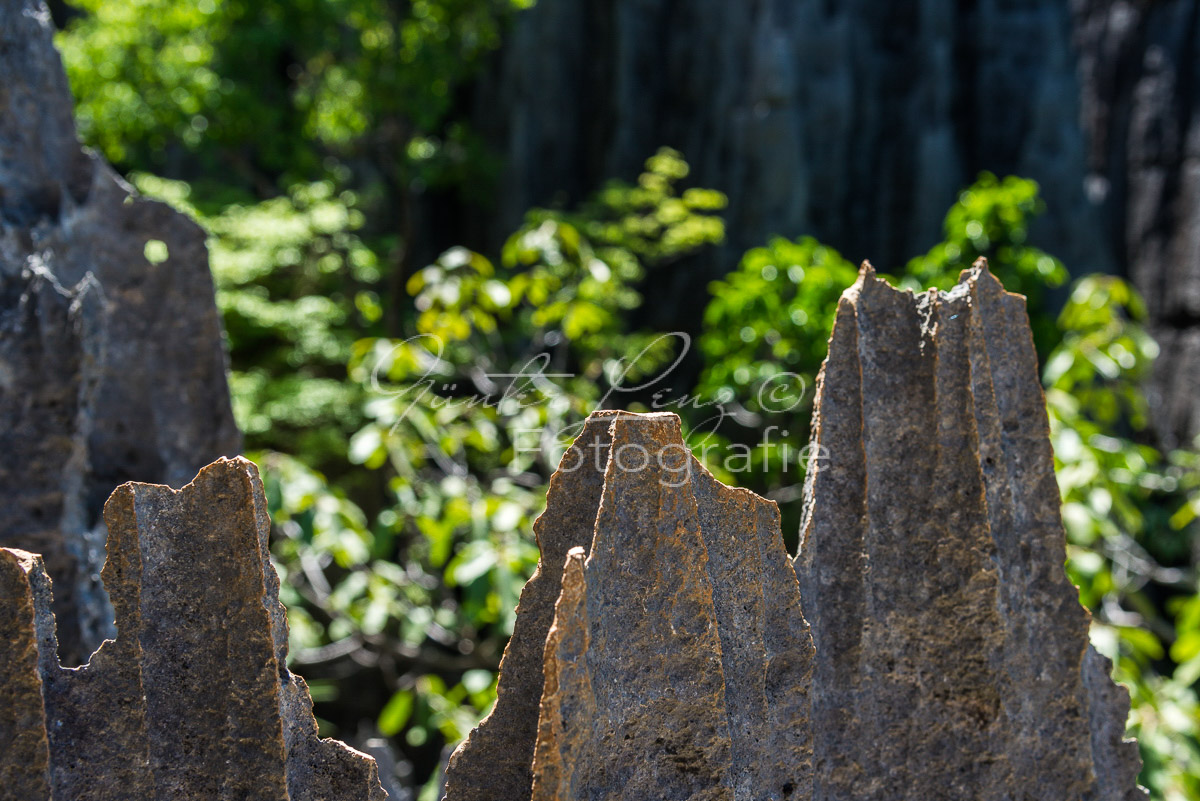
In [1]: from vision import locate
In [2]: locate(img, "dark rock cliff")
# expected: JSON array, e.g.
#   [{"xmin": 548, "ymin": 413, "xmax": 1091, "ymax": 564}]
[{"xmin": 469, "ymin": 0, "xmax": 1200, "ymax": 447}]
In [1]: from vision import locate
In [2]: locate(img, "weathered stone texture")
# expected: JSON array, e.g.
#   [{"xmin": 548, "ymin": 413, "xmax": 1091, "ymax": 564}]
[
  {"xmin": 547, "ymin": 413, "xmax": 735, "ymax": 801},
  {"xmin": 445, "ymin": 411, "xmax": 813, "ymax": 801},
  {"xmin": 0, "ymin": 549, "xmax": 53, "ymax": 800},
  {"xmin": 448, "ymin": 351, "xmax": 1143, "ymax": 800},
  {"xmin": 0, "ymin": 0, "xmax": 239, "ymax": 665},
  {"xmin": 795, "ymin": 260, "xmax": 1145, "ymax": 801},
  {"xmin": 0, "ymin": 457, "xmax": 386, "ymax": 801}
]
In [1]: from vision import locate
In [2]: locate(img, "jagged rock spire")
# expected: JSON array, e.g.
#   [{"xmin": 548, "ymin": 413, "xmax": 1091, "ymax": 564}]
[
  {"xmin": 0, "ymin": 458, "xmax": 386, "ymax": 801},
  {"xmin": 444, "ymin": 411, "xmax": 814, "ymax": 801},
  {"xmin": 795, "ymin": 259, "xmax": 1145, "ymax": 801},
  {"xmin": 448, "ymin": 262, "xmax": 1145, "ymax": 801}
]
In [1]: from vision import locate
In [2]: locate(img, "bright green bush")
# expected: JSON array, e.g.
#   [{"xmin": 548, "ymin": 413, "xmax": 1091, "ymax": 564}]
[
  {"xmin": 694, "ymin": 237, "xmax": 856, "ymax": 494},
  {"xmin": 58, "ymin": 0, "xmax": 527, "ymax": 188}
]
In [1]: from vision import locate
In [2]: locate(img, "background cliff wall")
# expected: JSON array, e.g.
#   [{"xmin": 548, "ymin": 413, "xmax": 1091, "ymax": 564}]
[{"xmin": 467, "ymin": 0, "xmax": 1200, "ymax": 447}]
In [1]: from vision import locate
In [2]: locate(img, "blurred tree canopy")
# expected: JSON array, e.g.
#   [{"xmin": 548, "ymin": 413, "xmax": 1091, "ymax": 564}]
[
  {"xmin": 59, "ymin": 0, "xmax": 527, "ymax": 184},
  {"xmin": 56, "ymin": 3, "xmax": 1200, "ymax": 799}
]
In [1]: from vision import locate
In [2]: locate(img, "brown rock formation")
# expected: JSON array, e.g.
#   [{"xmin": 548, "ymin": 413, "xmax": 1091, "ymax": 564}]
[
  {"xmin": 795, "ymin": 259, "xmax": 1145, "ymax": 801},
  {"xmin": 0, "ymin": 0, "xmax": 239, "ymax": 664},
  {"xmin": 447, "ymin": 264, "xmax": 1142, "ymax": 801},
  {"xmin": 0, "ymin": 457, "xmax": 386, "ymax": 801},
  {"xmin": 444, "ymin": 411, "xmax": 813, "ymax": 801},
  {"xmin": 0, "ymin": 548, "xmax": 53, "ymax": 800}
]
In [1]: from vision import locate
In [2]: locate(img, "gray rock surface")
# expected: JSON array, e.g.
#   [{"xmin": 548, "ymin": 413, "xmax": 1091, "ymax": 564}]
[
  {"xmin": 1073, "ymin": 0, "xmax": 1200, "ymax": 448},
  {"xmin": 471, "ymin": 0, "xmax": 1105, "ymax": 305},
  {"xmin": 444, "ymin": 411, "xmax": 814, "ymax": 801},
  {"xmin": 469, "ymin": 0, "xmax": 1200, "ymax": 447},
  {"xmin": 447, "ymin": 322, "xmax": 1145, "ymax": 800},
  {"xmin": 0, "ymin": 457, "xmax": 387, "ymax": 801},
  {"xmin": 795, "ymin": 260, "xmax": 1145, "ymax": 801},
  {"xmin": 0, "ymin": 0, "xmax": 239, "ymax": 664}
]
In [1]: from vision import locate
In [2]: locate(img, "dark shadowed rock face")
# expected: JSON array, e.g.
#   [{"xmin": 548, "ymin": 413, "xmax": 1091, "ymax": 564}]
[
  {"xmin": 444, "ymin": 411, "xmax": 814, "ymax": 801},
  {"xmin": 1074, "ymin": 0, "xmax": 1200, "ymax": 449},
  {"xmin": 469, "ymin": 0, "xmax": 1200, "ymax": 448},
  {"xmin": 795, "ymin": 260, "xmax": 1145, "ymax": 801},
  {"xmin": 0, "ymin": 0, "xmax": 239, "ymax": 664},
  {"xmin": 0, "ymin": 457, "xmax": 386, "ymax": 801}
]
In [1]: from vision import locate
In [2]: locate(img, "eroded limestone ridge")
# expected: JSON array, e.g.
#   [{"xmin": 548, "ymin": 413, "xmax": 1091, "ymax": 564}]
[
  {"xmin": 443, "ymin": 411, "xmax": 814, "ymax": 801},
  {"xmin": 0, "ymin": 457, "xmax": 386, "ymax": 801},
  {"xmin": 0, "ymin": 0, "xmax": 240, "ymax": 665},
  {"xmin": 795, "ymin": 259, "xmax": 1146, "ymax": 801}
]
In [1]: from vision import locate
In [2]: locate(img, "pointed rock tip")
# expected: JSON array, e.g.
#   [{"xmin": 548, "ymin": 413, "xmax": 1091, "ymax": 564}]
[
  {"xmin": 133, "ymin": 455, "xmax": 259, "ymax": 495},
  {"xmin": 958, "ymin": 256, "xmax": 993, "ymax": 282},
  {"xmin": 100, "ymin": 457, "xmax": 261, "ymax": 525},
  {"xmin": 195, "ymin": 455, "xmax": 262, "ymax": 488},
  {"xmin": 842, "ymin": 260, "xmax": 872, "ymax": 302},
  {"xmin": 583, "ymin": 409, "xmax": 626, "ymax": 421},
  {"xmin": 600, "ymin": 412, "xmax": 690, "ymax": 477},
  {"xmin": 587, "ymin": 409, "xmax": 680, "ymax": 424},
  {"xmin": 844, "ymin": 259, "xmax": 896, "ymax": 305},
  {"xmin": 0, "ymin": 550, "xmax": 50, "ymax": 596},
  {"xmin": 957, "ymin": 255, "xmax": 1017, "ymax": 298},
  {"xmin": 854, "ymin": 260, "xmax": 876, "ymax": 285},
  {"xmin": 1, "ymin": 547, "xmax": 42, "ymax": 572}
]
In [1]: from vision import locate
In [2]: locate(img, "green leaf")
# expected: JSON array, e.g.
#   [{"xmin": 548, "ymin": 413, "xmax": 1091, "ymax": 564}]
[{"xmin": 378, "ymin": 690, "xmax": 414, "ymax": 736}]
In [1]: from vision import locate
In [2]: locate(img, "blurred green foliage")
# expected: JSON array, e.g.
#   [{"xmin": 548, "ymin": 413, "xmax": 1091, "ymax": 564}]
[
  {"xmin": 59, "ymin": 0, "xmax": 526, "ymax": 189},
  {"xmin": 1046, "ymin": 277, "xmax": 1200, "ymax": 801},
  {"xmin": 695, "ymin": 237, "xmax": 856, "ymax": 496},
  {"xmin": 342, "ymin": 151, "xmax": 723, "ymax": 794},
  {"xmin": 57, "ymin": 2, "xmax": 1200, "ymax": 797},
  {"xmin": 132, "ymin": 175, "xmax": 376, "ymax": 457}
]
